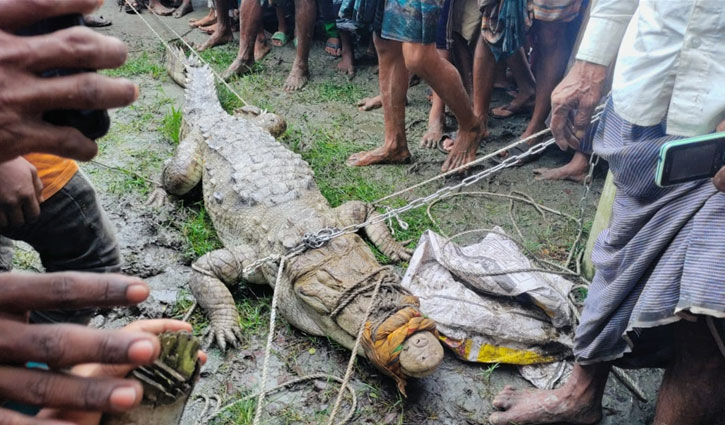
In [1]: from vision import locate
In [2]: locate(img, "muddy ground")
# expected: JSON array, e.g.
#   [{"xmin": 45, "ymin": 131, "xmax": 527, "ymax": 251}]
[{"xmin": 18, "ymin": 1, "xmax": 664, "ymax": 423}]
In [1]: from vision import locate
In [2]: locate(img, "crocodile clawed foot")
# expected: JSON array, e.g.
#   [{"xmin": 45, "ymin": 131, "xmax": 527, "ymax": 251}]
[
  {"xmin": 146, "ymin": 186, "xmax": 169, "ymax": 208},
  {"xmin": 204, "ymin": 321, "xmax": 244, "ymax": 352}
]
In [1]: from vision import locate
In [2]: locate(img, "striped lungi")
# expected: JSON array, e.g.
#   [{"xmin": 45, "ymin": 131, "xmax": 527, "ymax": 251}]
[{"xmin": 574, "ymin": 98, "xmax": 725, "ymax": 366}]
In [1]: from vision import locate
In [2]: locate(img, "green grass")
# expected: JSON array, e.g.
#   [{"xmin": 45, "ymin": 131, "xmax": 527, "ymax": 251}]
[
  {"xmin": 211, "ymin": 396, "xmax": 256, "ymax": 425},
  {"xmin": 161, "ymin": 106, "xmax": 183, "ymax": 144},
  {"xmin": 107, "ymin": 169, "xmax": 151, "ymax": 196},
  {"xmin": 479, "ymin": 362, "xmax": 500, "ymax": 383},
  {"xmin": 236, "ymin": 296, "xmax": 271, "ymax": 337},
  {"xmin": 303, "ymin": 81, "xmax": 367, "ymax": 104},
  {"xmin": 103, "ymin": 51, "xmax": 164, "ymax": 78},
  {"xmin": 182, "ymin": 204, "xmax": 222, "ymax": 258}
]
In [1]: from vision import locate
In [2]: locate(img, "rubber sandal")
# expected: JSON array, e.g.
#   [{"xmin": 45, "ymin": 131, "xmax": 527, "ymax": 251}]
[
  {"xmin": 83, "ymin": 15, "xmax": 112, "ymax": 27},
  {"xmin": 325, "ymin": 38, "xmax": 342, "ymax": 57},
  {"xmin": 489, "ymin": 101, "xmax": 534, "ymax": 120},
  {"xmin": 271, "ymin": 31, "xmax": 288, "ymax": 47},
  {"xmin": 436, "ymin": 132, "xmax": 457, "ymax": 155}
]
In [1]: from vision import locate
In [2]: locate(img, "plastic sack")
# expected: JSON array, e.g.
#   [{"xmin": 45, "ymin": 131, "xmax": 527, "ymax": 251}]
[{"xmin": 401, "ymin": 229, "xmax": 574, "ymax": 365}]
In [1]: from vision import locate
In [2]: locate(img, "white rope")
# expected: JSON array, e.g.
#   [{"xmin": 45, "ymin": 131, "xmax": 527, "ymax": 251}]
[
  {"xmin": 253, "ymin": 255, "xmax": 284, "ymax": 425},
  {"xmin": 326, "ymin": 269, "xmax": 387, "ymax": 425}
]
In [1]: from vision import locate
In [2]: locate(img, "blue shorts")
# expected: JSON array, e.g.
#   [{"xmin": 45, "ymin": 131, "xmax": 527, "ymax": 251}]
[{"xmin": 381, "ymin": 0, "xmax": 443, "ymax": 44}]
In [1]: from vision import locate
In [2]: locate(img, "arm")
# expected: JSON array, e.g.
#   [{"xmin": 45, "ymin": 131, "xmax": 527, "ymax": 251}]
[{"xmin": 549, "ymin": 0, "xmax": 639, "ymax": 151}]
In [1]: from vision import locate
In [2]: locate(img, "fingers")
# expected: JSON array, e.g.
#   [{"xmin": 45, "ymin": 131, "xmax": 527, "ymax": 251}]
[
  {"xmin": 0, "ymin": 320, "xmax": 161, "ymax": 367},
  {"xmin": 714, "ymin": 166, "xmax": 725, "ymax": 192},
  {"xmin": 17, "ymin": 27, "xmax": 128, "ymax": 73},
  {"xmin": 0, "ymin": 122, "xmax": 98, "ymax": 162},
  {"xmin": 0, "ymin": 407, "xmax": 75, "ymax": 425},
  {"xmin": 121, "ymin": 318, "xmax": 193, "ymax": 334},
  {"xmin": 0, "ymin": 271, "xmax": 149, "ymax": 312},
  {"xmin": 22, "ymin": 73, "xmax": 137, "ymax": 112},
  {"xmin": 550, "ymin": 103, "xmax": 574, "ymax": 151},
  {"xmin": 0, "ymin": 0, "xmax": 101, "ymax": 32},
  {"xmin": 0, "ymin": 367, "xmax": 143, "ymax": 413}
]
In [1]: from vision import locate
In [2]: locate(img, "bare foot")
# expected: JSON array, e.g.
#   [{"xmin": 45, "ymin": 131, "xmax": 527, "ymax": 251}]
[
  {"xmin": 337, "ymin": 56, "xmax": 355, "ymax": 77},
  {"xmin": 254, "ymin": 36, "xmax": 271, "ymax": 61},
  {"xmin": 357, "ymin": 95, "xmax": 382, "ymax": 111},
  {"xmin": 197, "ymin": 29, "xmax": 233, "ymax": 51},
  {"xmin": 222, "ymin": 56, "xmax": 254, "ymax": 80},
  {"xmin": 190, "ymin": 10, "xmax": 215, "ymax": 27},
  {"xmin": 420, "ymin": 121, "xmax": 443, "ymax": 149},
  {"xmin": 172, "ymin": 1, "xmax": 193, "ymax": 17},
  {"xmin": 346, "ymin": 146, "xmax": 412, "ymax": 167},
  {"xmin": 489, "ymin": 385, "xmax": 602, "ymax": 425},
  {"xmin": 148, "ymin": 1, "xmax": 175, "ymax": 15},
  {"xmin": 533, "ymin": 152, "xmax": 589, "ymax": 182},
  {"xmin": 284, "ymin": 65, "xmax": 309, "ymax": 92},
  {"xmin": 441, "ymin": 126, "xmax": 487, "ymax": 172},
  {"xmin": 199, "ymin": 23, "xmax": 217, "ymax": 34}
]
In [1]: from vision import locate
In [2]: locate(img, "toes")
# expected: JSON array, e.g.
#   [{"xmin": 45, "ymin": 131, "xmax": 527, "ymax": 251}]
[
  {"xmin": 233, "ymin": 327, "xmax": 245, "ymax": 342},
  {"xmin": 215, "ymin": 329, "xmax": 228, "ymax": 351},
  {"xmin": 224, "ymin": 329, "xmax": 239, "ymax": 349},
  {"xmin": 488, "ymin": 412, "xmax": 513, "ymax": 425}
]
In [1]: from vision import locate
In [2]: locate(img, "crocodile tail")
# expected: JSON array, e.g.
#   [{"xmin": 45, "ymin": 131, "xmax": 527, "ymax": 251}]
[{"xmin": 183, "ymin": 52, "xmax": 225, "ymax": 117}]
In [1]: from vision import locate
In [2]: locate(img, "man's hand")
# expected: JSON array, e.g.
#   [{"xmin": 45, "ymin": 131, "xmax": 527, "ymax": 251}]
[
  {"xmin": 550, "ymin": 60, "xmax": 608, "ymax": 151},
  {"xmin": 0, "ymin": 157, "xmax": 43, "ymax": 228},
  {"xmin": 0, "ymin": 0, "xmax": 138, "ymax": 163},
  {"xmin": 0, "ymin": 272, "xmax": 164, "ymax": 424}
]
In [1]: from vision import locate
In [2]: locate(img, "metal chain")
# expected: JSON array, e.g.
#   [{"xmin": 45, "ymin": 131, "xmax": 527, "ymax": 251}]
[{"xmin": 565, "ymin": 151, "xmax": 601, "ymax": 269}]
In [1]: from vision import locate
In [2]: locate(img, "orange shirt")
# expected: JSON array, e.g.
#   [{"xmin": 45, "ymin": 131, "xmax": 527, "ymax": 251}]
[{"xmin": 23, "ymin": 154, "xmax": 79, "ymax": 202}]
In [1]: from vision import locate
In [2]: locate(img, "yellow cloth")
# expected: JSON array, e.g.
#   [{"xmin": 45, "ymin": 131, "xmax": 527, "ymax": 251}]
[
  {"xmin": 23, "ymin": 154, "xmax": 78, "ymax": 201},
  {"xmin": 361, "ymin": 304, "xmax": 437, "ymax": 396}
]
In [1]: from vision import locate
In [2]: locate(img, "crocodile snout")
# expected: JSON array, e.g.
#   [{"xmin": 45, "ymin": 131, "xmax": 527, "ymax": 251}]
[{"xmin": 399, "ymin": 331, "xmax": 444, "ymax": 378}]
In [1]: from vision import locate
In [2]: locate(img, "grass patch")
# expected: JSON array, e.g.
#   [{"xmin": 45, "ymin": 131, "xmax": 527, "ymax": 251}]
[
  {"xmin": 236, "ymin": 296, "xmax": 271, "ymax": 337},
  {"xmin": 107, "ymin": 169, "xmax": 151, "ymax": 196},
  {"xmin": 161, "ymin": 106, "xmax": 183, "ymax": 145},
  {"xmin": 103, "ymin": 51, "xmax": 164, "ymax": 78},
  {"xmin": 305, "ymin": 81, "xmax": 367, "ymax": 104},
  {"xmin": 211, "ymin": 396, "xmax": 256, "ymax": 425},
  {"xmin": 182, "ymin": 204, "xmax": 222, "ymax": 257}
]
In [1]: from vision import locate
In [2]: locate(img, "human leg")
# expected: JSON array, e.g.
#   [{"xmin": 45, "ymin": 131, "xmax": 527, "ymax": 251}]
[
  {"xmin": 190, "ymin": 5, "xmax": 217, "ymax": 27},
  {"xmin": 3, "ymin": 172, "xmax": 121, "ymax": 325},
  {"xmin": 347, "ymin": 34, "xmax": 411, "ymax": 166},
  {"xmin": 652, "ymin": 318, "xmax": 725, "ymax": 425},
  {"xmin": 489, "ymin": 362, "xmax": 610, "ymax": 425},
  {"xmin": 402, "ymin": 42, "xmax": 482, "ymax": 171},
  {"xmin": 521, "ymin": 20, "xmax": 570, "ymax": 140},
  {"xmin": 420, "ymin": 48, "xmax": 450, "ymax": 149},
  {"xmin": 472, "ymin": 37, "xmax": 496, "ymax": 140},
  {"xmin": 337, "ymin": 30, "xmax": 355, "ymax": 75},
  {"xmin": 271, "ymin": 6, "xmax": 289, "ymax": 46},
  {"xmin": 255, "ymin": 29, "xmax": 271, "ymax": 60},
  {"xmin": 198, "ymin": 0, "xmax": 234, "ymax": 51},
  {"xmin": 223, "ymin": 0, "xmax": 263, "ymax": 79},
  {"xmin": 284, "ymin": 0, "xmax": 316, "ymax": 91},
  {"xmin": 173, "ymin": 0, "xmax": 194, "ymax": 17},
  {"xmin": 490, "ymin": 48, "xmax": 536, "ymax": 118}
]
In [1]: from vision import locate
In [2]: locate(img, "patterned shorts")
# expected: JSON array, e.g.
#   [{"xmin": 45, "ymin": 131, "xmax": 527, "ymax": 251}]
[{"xmin": 381, "ymin": 0, "xmax": 444, "ymax": 44}]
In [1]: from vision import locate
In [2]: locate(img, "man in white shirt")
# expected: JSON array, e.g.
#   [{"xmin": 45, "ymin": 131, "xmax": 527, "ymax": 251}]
[{"xmin": 489, "ymin": 1, "xmax": 725, "ymax": 424}]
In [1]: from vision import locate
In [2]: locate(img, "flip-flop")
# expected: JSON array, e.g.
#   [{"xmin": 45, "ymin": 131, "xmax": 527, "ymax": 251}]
[
  {"xmin": 436, "ymin": 132, "xmax": 457, "ymax": 155},
  {"xmin": 83, "ymin": 15, "xmax": 112, "ymax": 27},
  {"xmin": 271, "ymin": 31, "xmax": 288, "ymax": 46},
  {"xmin": 325, "ymin": 39, "xmax": 342, "ymax": 57},
  {"xmin": 489, "ymin": 101, "xmax": 534, "ymax": 120}
]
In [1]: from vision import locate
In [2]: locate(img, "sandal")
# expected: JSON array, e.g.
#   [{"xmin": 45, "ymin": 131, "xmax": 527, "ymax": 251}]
[
  {"xmin": 489, "ymin": 100, "xmax": 534, "ymax": 120},
  {"xmin": 124, "ymin": 0, "xmax": 145, "ymax": 13},
  {"xmin": 271, "ymin": 31, "xmax": 288, "ymax": 47},
  {"xmin": 325, "ymin": 38, "xmax": 342, "ymax": 57},
  {"xmin": 83, "ymin": 15, "xmax": 112, "ymax": 27},
  {"xmin": 436, "ymin": 132, "xmax": 457, "ymax": 155}
]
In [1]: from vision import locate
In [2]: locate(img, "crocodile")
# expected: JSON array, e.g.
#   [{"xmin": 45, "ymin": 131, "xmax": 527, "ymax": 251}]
[{"xmin": 151, "ymin": 53, "xmax": 444, "ymax": 393}]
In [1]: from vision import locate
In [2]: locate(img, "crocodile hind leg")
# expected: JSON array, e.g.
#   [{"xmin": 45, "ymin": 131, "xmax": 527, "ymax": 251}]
[
  {"xmin": 147, "ymin": 121, "xmax": 204, "ymax": 207},
  {"xmin": 333, "ymin": 201, "xmax": 413, "ymax": 262},
  {"xmin": 189, "ymin": 247, "xmax": 246, "ymax": 351}
]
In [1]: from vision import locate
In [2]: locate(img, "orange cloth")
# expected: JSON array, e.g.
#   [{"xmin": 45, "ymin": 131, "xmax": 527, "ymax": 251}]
[
  {"xmin": 361, "ymin": 304, "xmax": 438, "ymax": 396},
  {"xmin": 23, "ymin": 154, "xmax": 78, "ymax": 201}
]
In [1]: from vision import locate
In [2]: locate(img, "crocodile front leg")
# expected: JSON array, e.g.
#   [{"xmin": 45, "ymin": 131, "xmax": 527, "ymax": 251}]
[
  {"xmin": 189, "ymin": 247, "xmax": 246, "ymax": 351},
  {"xmin": 147, "ymin": 121, "xmax": 204, "ymax": 207},
  {"xmin": 333, "ymin": 201, "xmax": 413, "ymax": 262}
]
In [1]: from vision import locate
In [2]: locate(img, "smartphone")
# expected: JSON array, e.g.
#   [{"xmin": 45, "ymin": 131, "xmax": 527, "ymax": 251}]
[
  {"xmin": 655, "ymin": 132, "xmax": 725, "ymax": 187},
  {"xmin": 16, "ymin": 15, "xmax": 111, "ymax": 140}
]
